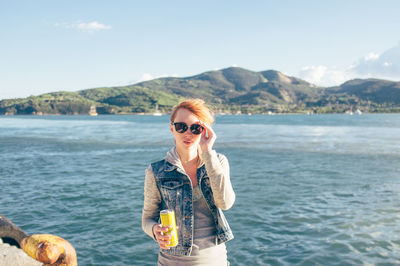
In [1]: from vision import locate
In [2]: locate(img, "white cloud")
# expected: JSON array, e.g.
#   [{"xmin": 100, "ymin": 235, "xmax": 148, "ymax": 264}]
[
  {"xmin": 139, "ymin": 73, "xmax": 154, "ymax": 82},
  {"xmin": 76, "ymin": 21, "xmax": 111, "ymax": 31},
  {"xmin": 55, "ymin": 21, "xmax": 112, "ymax": 33},
  {"xmin": 298, "ymin": 65, "xmax": 351, "ymax": 86},
  {"xmin": 364, "ymin": 52, "xmax": 380, "ymax": 61},
  {"xmin": 350, "ymin": 43, "xmax": 400, "ymax": 79},
  {"xmin": 298, "ymin": 43, "xmax": 400, "ymax": 86},
  {"xmin": 136, "ymin": 73, "xmax": 179, "ymax": 83}
]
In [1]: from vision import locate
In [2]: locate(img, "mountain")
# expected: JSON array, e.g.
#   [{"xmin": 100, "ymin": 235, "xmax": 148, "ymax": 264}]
[
  {"xmin": 1, "ymin": 67, "xmax": 400, "ymax": 115},
  {"xmin": 135, "ymin": 67, "xmax": 322, "ymax": 106},
  {"xmin": 326, "ymin": 78, "xmax": 400, "ymax": 104}
]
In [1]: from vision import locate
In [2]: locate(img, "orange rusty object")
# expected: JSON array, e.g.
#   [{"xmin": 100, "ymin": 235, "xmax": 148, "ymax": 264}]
[{"xmin": 21, "ymin": 234, "xmax": 77, "ymax": 266}]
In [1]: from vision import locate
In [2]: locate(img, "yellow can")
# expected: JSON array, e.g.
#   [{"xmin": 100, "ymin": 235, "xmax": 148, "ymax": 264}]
[{"xmin": 160, "ymin": 210, "xmax": 178, "ymax": 247}]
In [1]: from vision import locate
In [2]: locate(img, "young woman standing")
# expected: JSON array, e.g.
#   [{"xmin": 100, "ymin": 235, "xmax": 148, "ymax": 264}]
[{"xmin": 142, "ymin": 99, "xmax": 235, "ymax": 265}]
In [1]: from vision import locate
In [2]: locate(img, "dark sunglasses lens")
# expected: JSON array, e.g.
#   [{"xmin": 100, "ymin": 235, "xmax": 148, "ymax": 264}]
[
  {"xmin": 174, "ymin": 122, "xmax": 188, "ymax": 133},
  {"xmin": 190, "ymin": 124, "xmax": 203, "ymax": 134}
]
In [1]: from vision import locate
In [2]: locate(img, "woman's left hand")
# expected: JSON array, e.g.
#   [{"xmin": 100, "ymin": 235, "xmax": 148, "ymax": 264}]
[{"xmin": 199, "ymin": 122, "xmax": 216, "ymax": 153}]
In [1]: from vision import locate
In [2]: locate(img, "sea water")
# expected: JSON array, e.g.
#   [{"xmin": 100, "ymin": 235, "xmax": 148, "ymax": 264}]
[{"xmin": 1, "ymin": 114, "xmax": 400, "ymax": 265}]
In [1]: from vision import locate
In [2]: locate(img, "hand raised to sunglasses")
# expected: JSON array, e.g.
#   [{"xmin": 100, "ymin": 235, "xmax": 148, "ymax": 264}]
[{"xmin": 199, "ymin": 122, "xmax": 216, "ymax": 153}]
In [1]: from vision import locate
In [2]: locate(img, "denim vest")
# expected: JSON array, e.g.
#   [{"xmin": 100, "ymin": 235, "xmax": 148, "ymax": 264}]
[{"xmin": 151, "ymin": 157, "xmax": 234, "ymax": 256}]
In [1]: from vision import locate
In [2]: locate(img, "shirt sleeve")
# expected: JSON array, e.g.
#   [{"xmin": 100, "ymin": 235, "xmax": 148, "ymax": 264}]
[
  {"xmin": 201, "ymin": 150, "xmax": 236, "ymax": 210},
  {"xmin": 142, "ymin": 165, "xmax": 161, "ymax": 240}
]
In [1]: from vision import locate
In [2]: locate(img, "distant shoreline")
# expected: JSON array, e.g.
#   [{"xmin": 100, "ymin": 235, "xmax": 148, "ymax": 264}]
[
  {"xmin": 1, "ymin": 112, "xmax": 400, "ymax": 116},
  {"xmin": 2, "ymin": 67, "xmax": 400, "ymax": 116}
]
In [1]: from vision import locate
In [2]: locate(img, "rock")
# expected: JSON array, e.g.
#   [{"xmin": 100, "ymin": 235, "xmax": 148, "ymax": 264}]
[{"xmin": 0, "ymin": 238, "xmax": 42, "ymax": 266}]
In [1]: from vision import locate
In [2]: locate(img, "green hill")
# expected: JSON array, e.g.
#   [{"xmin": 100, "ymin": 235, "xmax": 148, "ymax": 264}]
[
  {"xmin": 2, "ymin": 67, "xmax": 400, "ymax": 115},
  {"xmin": 306, "ymin": 78, "xmax": 400, "ymax": 113},
  {"xmin": 327, "ymin": 79, "xmax": 400, "ymax": 104}
]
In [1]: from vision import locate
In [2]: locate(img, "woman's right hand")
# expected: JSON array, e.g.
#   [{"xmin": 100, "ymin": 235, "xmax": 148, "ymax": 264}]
[{"xmin": 152, "ymin": 224, "xmax": 172, "ymax": 250}]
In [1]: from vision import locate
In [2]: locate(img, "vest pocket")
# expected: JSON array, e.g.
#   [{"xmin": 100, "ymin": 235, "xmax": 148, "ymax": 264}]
[
  {"xmin": 161, "ymin": 180, "xmax": 184, "ymax": 190},
  {"xmin": 160, "ymin": 180, "xmax": 184, "ymax": 210}
]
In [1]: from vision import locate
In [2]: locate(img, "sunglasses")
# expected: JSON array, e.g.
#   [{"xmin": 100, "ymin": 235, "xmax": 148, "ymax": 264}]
[{"xmin": 171, "ymin": 122, "xmax": 204, "ymax": 135}]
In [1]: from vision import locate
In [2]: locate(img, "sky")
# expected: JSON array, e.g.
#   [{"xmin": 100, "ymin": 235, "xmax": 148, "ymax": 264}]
[{"xmin": 1, "ymin": 0, "xmax": 400, "ymax": 100}]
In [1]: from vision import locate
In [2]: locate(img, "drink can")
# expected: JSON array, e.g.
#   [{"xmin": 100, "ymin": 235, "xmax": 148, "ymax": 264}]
[{"xmin": 160, "ymin": 210, "xmax": 178, "ymax": 247}]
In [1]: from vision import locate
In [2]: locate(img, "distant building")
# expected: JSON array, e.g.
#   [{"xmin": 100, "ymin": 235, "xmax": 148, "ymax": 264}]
[{"xmin": 89, "ymin": 105, "xmax": 98, "ymax": 116}]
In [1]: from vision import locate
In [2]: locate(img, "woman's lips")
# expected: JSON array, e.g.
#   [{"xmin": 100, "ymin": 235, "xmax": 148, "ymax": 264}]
[{"xmin": 183, "ymin": 140, "xmax": 192, "ymax": 145}]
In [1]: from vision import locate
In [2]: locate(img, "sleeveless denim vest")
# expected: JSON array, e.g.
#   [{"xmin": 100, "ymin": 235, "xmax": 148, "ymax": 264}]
[{"xmin": 151, "ymin": 156, "xmax": 234, "ymax": 256}]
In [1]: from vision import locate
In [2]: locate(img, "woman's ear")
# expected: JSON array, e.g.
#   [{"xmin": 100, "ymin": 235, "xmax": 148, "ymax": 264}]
[{"xmin": 170, "ymin": 123, "xmax": 174, "ymax": 133}]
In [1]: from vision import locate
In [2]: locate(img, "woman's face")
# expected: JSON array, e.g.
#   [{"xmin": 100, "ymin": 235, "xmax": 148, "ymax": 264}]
[{"xmin": 170, "ymin": 108, "xmax": 202, "ymax": 150}]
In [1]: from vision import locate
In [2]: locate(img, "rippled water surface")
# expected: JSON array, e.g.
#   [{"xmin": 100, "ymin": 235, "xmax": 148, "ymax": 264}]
[{"xmin": 1, "ymin": 114, "xmax": 400, "ymax": 265}]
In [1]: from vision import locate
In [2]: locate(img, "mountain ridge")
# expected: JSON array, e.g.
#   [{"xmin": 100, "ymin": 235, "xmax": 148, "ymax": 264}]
[{"xmin": 1, "ymin": 67, "xmax": 400, "ymax": 114}]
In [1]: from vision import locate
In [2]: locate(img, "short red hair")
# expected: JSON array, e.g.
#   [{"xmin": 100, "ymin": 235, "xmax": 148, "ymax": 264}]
[{"xmin": 170, "ymin": 99, "xmax": 214, "ymax": 125}]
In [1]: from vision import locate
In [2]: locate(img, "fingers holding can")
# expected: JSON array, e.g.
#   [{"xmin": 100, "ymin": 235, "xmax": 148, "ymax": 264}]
[
  {"xmin": 153, "ymin": 224, "xmax": 172, "ymax": 249},
  {"xmin": 160, "ymin": 210, "xmax": 178, "ymax": 248}
]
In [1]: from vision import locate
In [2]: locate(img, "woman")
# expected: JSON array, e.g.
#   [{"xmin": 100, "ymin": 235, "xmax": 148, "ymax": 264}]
[{"xmin": 142, "ymin": 99, "xmax": 235, "ymax": 265}]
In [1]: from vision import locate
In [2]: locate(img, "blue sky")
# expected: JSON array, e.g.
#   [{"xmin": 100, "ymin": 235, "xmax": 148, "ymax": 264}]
[{"xmin": 1, "ymin": 0, "xmax": 400, "ymax": 99}]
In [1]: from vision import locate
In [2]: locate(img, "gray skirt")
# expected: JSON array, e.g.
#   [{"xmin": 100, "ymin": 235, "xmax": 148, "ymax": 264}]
[{"xmin": 158, "ymin": 241, "xmax": 227, "ymax": 266}]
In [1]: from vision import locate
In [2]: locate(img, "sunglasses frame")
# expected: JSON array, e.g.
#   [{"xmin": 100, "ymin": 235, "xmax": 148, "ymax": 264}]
[{"xmin": 171, "ymin": 122, "xmax": 204, "ymax": 135}]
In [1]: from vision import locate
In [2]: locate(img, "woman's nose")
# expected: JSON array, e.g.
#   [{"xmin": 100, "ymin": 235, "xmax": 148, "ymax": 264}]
[{"xmin": 184, "ymin": 129, "xmax": 193, "ymax": 135}]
